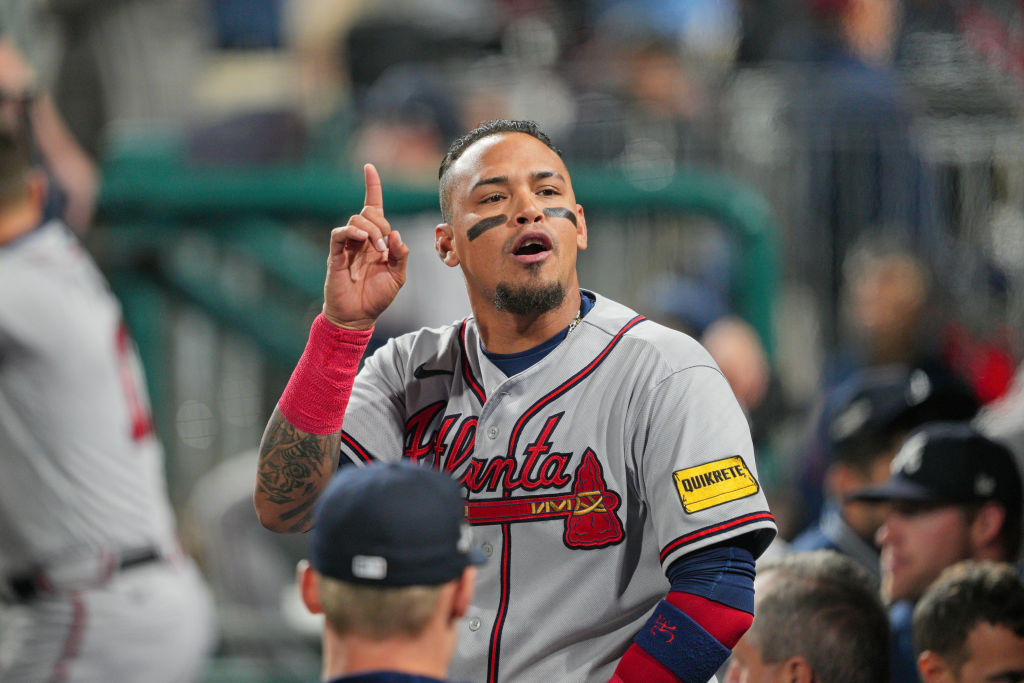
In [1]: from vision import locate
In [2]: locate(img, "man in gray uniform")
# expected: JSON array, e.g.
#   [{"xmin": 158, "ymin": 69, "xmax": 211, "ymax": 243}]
[
  {"xmin": 255, "ymin": 119, "xmax": 777, "ymax": 682},
  {"xmin": 0, "ymin": 125, "xmax": 214, "ymax": 680}
]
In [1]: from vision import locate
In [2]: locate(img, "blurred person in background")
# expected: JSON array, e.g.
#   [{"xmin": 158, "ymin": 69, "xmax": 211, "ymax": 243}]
[
  {"xmin": 348, "ymin": 65, "xmax": 462, "ymax": 189},
  {"xmin": 0, "ymin": 124, "xmax": 214, "ymax": 681},
  {"xmin": 790, "ymin": 365, "xmax": 979, "ymax": 577},
  {"xmin": 796, "ymin": 238, "xmax": 970, "ymax": 528},
  {"xmin": 298, "ymin": 462, "xmax": 484, "ymax": 683},
  {"xmin": 850, "ymin": 423, "xmax": 1022, "ymax": 683},
  {"xmin": 912, "ymin": 560, "xmax": 1024, "ymax": 683},
  {"xmin": 976, "ymin": 361, "xmax": 1024, "ymax": 481},
  {"xmin": 0, "ymin": 34, "xmax": 96, "ymax": 232},
  {"xmin": 724, "ymin": 549, "xmax": 890, "ymax": 683},
  {"xmin": 4, "ymin": 0, "xmax": 203, "ymax": 160},
  {"xmin": 563, "ymin": 29, "xmax": 719, "ymax": 169},
  {"xmin": 790, "ymin": 0, "xmax": 940, "ymax": 355},
  {"xmin": 345, "ymin": 64, "xmax": 472, "ymax": 338}
]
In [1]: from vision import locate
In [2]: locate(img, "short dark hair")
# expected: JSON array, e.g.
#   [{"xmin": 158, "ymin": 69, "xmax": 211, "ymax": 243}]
[
  {"xmin": 912, "ymin": 561, "xmax": 1024, "ymax": 671},
  {"xmin": 436, "ymin": 119, "xmax": 562, "ymax": 222},
  {"xmin": 0, "ymin": 124, "xmax": 31, "ymax": 208},
  {"xmin": 960, "ymin": 500, "xmax": 1023, "ymax": 564},
  {"xmin": 753, "ymin": 550, "xmax": 891, "ymax": 683}
]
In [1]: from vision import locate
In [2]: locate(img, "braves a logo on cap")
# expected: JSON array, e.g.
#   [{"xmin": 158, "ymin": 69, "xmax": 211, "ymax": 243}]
[
  {"xmin": 830, "ymin": 398, "xmax": 871, "ymax": 441},
  {"xmin": 892, "ymin": 433, "xmax": 926, "ymax": 474}
]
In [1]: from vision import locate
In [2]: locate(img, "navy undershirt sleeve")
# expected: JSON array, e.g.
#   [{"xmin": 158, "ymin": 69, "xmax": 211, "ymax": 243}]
[{"xmin": 665, "ymin": 544, "xmax": 756, "ymax": 614}]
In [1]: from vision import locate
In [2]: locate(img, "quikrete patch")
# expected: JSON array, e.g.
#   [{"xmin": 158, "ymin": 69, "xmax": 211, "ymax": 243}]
[{"xmin": 673, "ymin": 456, "xmax": 759, "ymax": 513}]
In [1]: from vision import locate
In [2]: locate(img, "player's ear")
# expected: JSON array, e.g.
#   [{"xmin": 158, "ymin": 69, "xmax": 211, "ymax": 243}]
[
  {"xmin": 968, "ymin": 501, "xmax": 1005, "ymax": 553},
  {"xmin": 297, "ymin": 559, "xmax": 324, "ymax": 615},
  {"xmin": 916, "ymin": 650, "xmax": 954, "ymax": 683},
  {"xmin": 435, "ymin": 223, "xmax": 460, "ymax": 267},
  {"xmin": 26, "ymin": 169, "xmax": 47, "ymax": 208},
  {"xmin": 575, "ymin": 204, "xmax": 587, "ymax": 251},
  {"xmin": 779, "ymin": 656, "xmax": 814, "ymax": 683}
]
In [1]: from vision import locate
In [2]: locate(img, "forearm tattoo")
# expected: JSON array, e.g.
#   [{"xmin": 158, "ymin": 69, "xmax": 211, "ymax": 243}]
[{"xmin": 256, "ymin": 406, "xmax": 342, "ymax": 532}]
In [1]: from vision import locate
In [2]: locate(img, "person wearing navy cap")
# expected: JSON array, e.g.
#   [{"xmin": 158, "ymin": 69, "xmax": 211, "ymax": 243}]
[
  {"xmin": 850, "ymin": 423, "xmax": 1022, "ymax": 683},
  {"xmin": 791, "ymin": 365, "xmax": 979, "ymax": 577},
  {"xmin": 297, "ymin": 462, "xmax": 486, "ymax": 683}
]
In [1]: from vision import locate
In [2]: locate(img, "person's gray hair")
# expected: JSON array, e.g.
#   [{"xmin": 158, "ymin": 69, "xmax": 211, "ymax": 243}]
[{"xmin": 750, "ymin": 551, "xmax": 890, "ymax": 683}]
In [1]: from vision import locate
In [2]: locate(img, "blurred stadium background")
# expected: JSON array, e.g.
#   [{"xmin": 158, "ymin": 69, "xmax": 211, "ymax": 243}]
[{"xmin": 3, "ymin": 0, "xmax": 1023, "ymax": 680}]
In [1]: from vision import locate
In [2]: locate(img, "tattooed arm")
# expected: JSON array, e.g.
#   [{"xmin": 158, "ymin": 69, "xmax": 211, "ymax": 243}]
[
  {"xmin": 254, "ymin": 406, "xmax": 342, "ymax": 532},
  {"xmin": 254, "ymin": 163, "xmax": 408, "ymax": 532}
]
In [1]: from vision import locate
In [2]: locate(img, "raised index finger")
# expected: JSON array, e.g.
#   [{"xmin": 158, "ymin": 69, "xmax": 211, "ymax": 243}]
[{"xmin": 363, "ymin": 163, "xmax": 383, "ymax": 210}]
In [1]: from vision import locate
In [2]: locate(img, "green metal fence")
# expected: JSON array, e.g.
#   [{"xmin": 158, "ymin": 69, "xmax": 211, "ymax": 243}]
[{"xmin": 98, "ymin": 135, "xmax": 779, "ymax": 366}]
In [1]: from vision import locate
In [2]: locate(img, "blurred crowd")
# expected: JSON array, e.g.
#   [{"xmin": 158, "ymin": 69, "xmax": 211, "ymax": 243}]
[{"xmin": 2, "ymin": 0, "xmax": 1024, "ymax": 681}]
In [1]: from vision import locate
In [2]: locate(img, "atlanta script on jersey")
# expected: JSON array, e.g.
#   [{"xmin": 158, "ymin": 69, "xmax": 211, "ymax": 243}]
[{"xmin": 339, "ymin": 292, "xmax": 776, "ymax": 683}]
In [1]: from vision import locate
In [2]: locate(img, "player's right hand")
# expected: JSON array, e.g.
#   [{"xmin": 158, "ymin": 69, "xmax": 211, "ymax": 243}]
[{"xmin": 323, "ymin": 163, "xmax": 410, "ymax": 330}]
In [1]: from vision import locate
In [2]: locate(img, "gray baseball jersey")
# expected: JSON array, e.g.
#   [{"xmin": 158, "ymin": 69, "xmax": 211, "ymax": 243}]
[
  {"xmin": 0, "ymin": 221, "xmax": 213, "ymax": 681},
  {"xmin": 338, "ymin": 291, "xmax": 777, "ymax": 683}
]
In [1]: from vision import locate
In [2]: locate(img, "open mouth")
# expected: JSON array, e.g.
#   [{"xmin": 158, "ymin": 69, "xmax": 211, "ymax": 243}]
[{"xmin": 512, "ymin": 232, "xmax": 553, "ymax": 257}]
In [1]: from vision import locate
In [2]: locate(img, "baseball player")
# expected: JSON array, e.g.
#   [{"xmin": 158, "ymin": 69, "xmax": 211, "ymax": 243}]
[
  {"xmin": 255, "ymin": 119, "xmax": 777, "ymax": 682},
  {"xmin": 0, "ymin": 126, "xmax": 214, "ymax": 680}
]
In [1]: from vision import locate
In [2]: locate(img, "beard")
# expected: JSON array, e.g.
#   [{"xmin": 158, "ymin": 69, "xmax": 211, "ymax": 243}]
[{"xmin": 493, "ymin": 280, "xmax": 566, "ymax": 315}]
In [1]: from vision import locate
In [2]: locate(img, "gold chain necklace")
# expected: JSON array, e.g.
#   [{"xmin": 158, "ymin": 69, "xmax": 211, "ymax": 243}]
[{"xmin": 567, "ymin": 308, "xmax": 583, "ymax": 334}]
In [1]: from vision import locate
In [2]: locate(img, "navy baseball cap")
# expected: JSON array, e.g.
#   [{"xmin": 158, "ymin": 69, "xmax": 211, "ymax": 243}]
[
  {"xmin": 850, "ymin": 423, "xmax": 1022, "ymax": 517},
  {"xmin": 827, "ymin": 365, "xmax": 979, "ymax": 458},
  {"xmin": 310, "ymin": 462, "xmax": 486, "ymax": 586}
]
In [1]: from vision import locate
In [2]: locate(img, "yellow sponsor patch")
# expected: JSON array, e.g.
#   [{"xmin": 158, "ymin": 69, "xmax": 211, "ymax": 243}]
[{"xmin": 673, "ymin": 456, "xmax": 759, "ymax": 513}]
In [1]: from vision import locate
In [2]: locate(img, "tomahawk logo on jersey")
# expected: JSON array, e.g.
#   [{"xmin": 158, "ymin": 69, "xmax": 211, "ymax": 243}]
[{"xmin": 336, "ymin": 292, "xmax": 775, "ymax": 683}]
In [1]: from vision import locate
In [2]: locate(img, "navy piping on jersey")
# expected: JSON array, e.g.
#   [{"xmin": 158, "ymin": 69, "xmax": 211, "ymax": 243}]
[
  {"xmin": 458, "ymin": 321, "xmax": 487, "ymax": 405},
  {"xmin": 486, "ymin": 311, "xmax": 647, "ymax": 683},
  {"xmin": 341, "ymin": 431, "xmax": 374, "ymax": 464},
  {"xmin": 659, "ymin": 512, "xmax": 776, "ymax": 564}
]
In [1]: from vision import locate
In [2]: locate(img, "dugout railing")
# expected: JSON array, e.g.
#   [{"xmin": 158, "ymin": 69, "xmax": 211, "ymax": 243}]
[{"xmin": 96, "ymin": 134, "xmax": 779, "ymax": 462}]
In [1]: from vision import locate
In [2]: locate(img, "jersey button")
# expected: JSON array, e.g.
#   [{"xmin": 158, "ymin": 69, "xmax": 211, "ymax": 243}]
[
  {"xmin": 486, "ymin": 426, "xmax": 498, "ymax": 439},
  {"xmin": 482, "ymin": 542, "xmax": 493, "ymax": 557},
  {"xmin": 468, "ymin": 617, "xmax": 482, "ymax": 631}
]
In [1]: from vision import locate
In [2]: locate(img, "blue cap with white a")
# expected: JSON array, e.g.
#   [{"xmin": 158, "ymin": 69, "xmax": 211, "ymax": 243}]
[
  {"xmin": 310, "ymin": 462, "xmax": 486, "ymax": 586},
  {"xmin": 850, "ymin": 422, "xmax": 1022, "ymax": 520}
]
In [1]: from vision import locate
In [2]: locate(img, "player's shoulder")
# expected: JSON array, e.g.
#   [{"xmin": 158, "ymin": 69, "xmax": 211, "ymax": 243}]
[
  {"xmin": 363, "ymin": 318, "xmax": 466, "ymax": 377},
  {"xmin": 0, "ymin": 221, "xmax": 86, "ymax": 280},
  {"xmin": 0, "ymin": 222, "xmax": 76, "ymax": 309},
  {"xmin": 584, "ymin": 292, "xmax": 718, "ymax": 374}
]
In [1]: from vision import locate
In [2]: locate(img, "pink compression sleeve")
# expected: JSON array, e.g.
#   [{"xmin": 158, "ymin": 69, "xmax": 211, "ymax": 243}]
[{"xmin": 277, "ymin": 314, "xmax": 372, "ymax": 435}]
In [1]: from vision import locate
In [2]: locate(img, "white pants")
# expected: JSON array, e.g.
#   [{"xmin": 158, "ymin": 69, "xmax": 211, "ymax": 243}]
[{"xmin": 0, "ymin": 558, "xmax": 215, "ymax": 682}]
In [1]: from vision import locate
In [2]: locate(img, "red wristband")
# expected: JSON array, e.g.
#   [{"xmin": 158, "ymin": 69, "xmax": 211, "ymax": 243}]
[
  {"xmin": 278, "ymin": 314, "xmax": 372, "ymax": 435},
  {"xmin": 666, "ymin": 592, "xmax": 752, "ymax": 649},
  {"xmin": 609, "ymin": 644, "xmax": 679, "ymax": 683}
]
